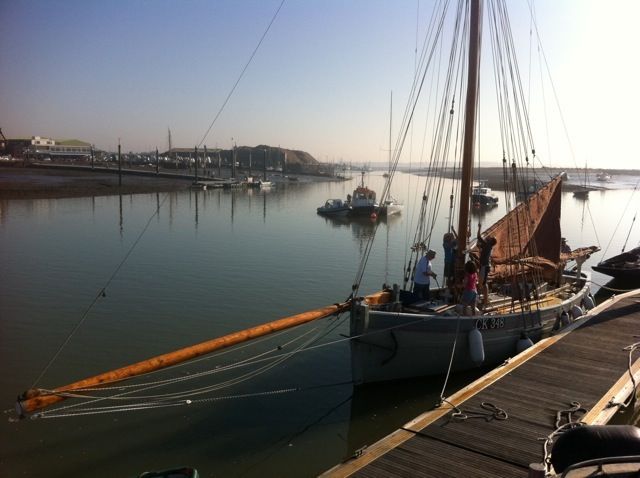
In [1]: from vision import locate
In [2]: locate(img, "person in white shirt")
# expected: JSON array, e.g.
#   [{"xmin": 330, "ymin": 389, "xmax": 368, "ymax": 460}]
[{"xmin": 413, "ymin": 249, "xmax": 437, "ymax": 300}]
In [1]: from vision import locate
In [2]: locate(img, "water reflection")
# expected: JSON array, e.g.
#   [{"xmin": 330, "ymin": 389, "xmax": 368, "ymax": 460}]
[
  {"xmin": 470, "ymin": 202, "xmax": 499, "ymax": 221},
  {"xmin": 345, "ymin": 369, "xmax": 487, "ymax": 460},
  {"xmin": 320, "ymin": 214, "xmax": 399, "ymax": 240}
]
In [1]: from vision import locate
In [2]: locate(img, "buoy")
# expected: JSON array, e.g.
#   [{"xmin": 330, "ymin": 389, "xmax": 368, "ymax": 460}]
[
  {"xmin": 583, "ymin": 294, "xmax": 595, "ymax": 310},
  {"xmin": 560, "ymin": 310, "xmax": 571, "ymax": 327},
  {"xmin": 516, "ymin": 333, "xmax": 534, "ymax": 353},
  {"xmin": 468, "ymin": 328, "xmax": 485, "ymax": 365},
  {"xmin": 571, "ymin": 305, "xmax": 584, "ymax": 319}
]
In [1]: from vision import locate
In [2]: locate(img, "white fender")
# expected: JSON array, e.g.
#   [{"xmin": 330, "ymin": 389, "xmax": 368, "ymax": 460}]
[
  {"xmin": 516, "ymin": 335, "xmax": 534, "ymax": 354},
  {"xmin": 469, "ymin": 328, "xmax": 485, "ymax": 365},
  {"xmin": 583, "ymin": 295, "xmax": 595, "ymax": 310},
  {"xmin": 571, "ymin": 305, "xmax": 584, "ymax": 320},
  {"xmin": 560, "ymin": 310, "xmax": 571, "ymax": 327}
]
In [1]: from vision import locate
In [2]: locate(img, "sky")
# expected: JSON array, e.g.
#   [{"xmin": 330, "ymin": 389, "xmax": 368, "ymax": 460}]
[{"xmin": 1, "ymin": 0, "xmax": 639, "ymax": 169}]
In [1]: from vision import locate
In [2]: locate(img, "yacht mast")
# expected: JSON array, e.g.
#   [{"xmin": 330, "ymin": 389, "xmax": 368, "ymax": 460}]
[{"xmin": 456, "ymin": 0, "xmax": 483, "ymax": 273}]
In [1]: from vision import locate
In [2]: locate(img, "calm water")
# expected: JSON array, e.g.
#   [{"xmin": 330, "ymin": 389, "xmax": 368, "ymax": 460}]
[{"xmin": 1, "ymin": 171, "xmax": 639, "ymax": 477}]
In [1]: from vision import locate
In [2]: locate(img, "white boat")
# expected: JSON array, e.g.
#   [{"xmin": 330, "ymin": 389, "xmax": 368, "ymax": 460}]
[
  {"xmin": 348, "ymin": 0, "xmax": 598, "ymax": 384},
  {"xmin": 596, "ymin": 171, "xmax": 611, "ymax": 182},
  {"xmin": 378, "ymin": 92, "xmax": 404, "ymax": 217},
  {"xmin": 317, "ymin": 198, "xmax": 351, "ymax": 216},
  {"xmin": 380, "ymin": 197, "xmax": 404, "ymax": 216}
]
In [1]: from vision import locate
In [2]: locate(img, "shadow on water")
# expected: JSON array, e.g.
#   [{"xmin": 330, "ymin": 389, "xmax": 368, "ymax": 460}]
[
  {"xmin": 344, "ymin": 368, "xmax": 487, "ymax": 461},
  {"xmin": 594, "ymin": 277, "xmax": 640, "ymax": 304}
]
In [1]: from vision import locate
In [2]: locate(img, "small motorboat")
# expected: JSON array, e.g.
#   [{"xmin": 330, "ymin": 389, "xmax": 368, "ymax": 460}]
[
  {"xmin": 471, "ymin": 181, "xmax": 499, "ymax": 206},
  {"xmin": 592, "ymin": 245, "xmax": 640, "ymax": 282},
  {"xmin": 317, "ymin": 198, "xmax": 351, "ymax": 216}
]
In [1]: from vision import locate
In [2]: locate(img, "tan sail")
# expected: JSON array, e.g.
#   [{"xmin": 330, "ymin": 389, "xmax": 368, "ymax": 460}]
[
  {"xmin": 471, "ymin": 174, "xmax": 563, "ymax": 280},
  {"xmin": 17, "ymin": 290, "xmax": 391, "ymax": 417}
]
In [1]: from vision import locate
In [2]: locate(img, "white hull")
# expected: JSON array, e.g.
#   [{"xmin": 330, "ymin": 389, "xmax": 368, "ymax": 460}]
[
  {"xmin": 382, "ymin": 203, "xmax": 404, "ymax": 216},
  {"xmin": 350, "ymin": 275, "xmax": 592, "ymax": 384}
]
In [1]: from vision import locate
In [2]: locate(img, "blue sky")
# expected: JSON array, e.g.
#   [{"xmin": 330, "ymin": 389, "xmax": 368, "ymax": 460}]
[{"xmin": 1, "ymin": 0, "xmax": 638, "ymax": 169}]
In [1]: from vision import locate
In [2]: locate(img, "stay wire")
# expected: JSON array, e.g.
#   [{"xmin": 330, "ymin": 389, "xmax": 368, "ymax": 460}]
[
  {"xmin": 29, "ymin": 192, "xmax": 172, "ymax": 390},
  {"xmin": 36, "ymin": 314, "xmax": 348, "ymax": 418},
  {"xmin": 598, "ymin": 180, "xmax": 640, "ymax": 260},
  {"xmin": 31, "ymin": 314, "xmax": 431, "ymax": 419},
  {"xmin": 197, "ymin": 0, "xmax": 285, "ymax": 147}
]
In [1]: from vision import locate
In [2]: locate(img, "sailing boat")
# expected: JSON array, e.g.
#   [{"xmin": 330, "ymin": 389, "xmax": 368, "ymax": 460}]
[
  {"xmin": 573, "ymin": 163, "xmax": 592, "ymax": 199},
  {"xmin": 380, "ymin": 91, "xmax": 404, "ymax": 217},
  {"xmin": 348, "ymin": 0, "xmax": 598, "ymax": 383}
]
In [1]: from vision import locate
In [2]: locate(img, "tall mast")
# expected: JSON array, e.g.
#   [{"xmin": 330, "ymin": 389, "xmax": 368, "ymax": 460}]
[
  {"xmin": 455, "ymin": 0, "xmax": 482, "ymax": 272},
  {"xmin": 388, "ymin": 91, "xmax": 393, "ymax": 175}
]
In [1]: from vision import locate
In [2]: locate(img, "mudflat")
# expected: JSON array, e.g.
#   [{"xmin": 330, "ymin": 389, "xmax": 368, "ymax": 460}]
[{"xmin": 0, "ymin": 167, "xmax": 190, "ymax": 200}]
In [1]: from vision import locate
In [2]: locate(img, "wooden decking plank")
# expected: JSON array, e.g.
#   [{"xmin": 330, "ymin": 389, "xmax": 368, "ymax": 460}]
[{"xmin": 353, "ymin": 435, "xmax": 527, "ymax": 478}]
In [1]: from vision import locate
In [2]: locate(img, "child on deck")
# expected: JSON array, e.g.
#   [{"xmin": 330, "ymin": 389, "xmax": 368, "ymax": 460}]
[{"xmin": 461, "ymin": 260, "xmax": 478, "ymax": 316}]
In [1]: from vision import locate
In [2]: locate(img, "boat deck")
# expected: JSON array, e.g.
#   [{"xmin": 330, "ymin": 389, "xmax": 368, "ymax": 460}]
[{"xmin": 323, "ymin": 289, "xmax": 640, "ymax": 477}]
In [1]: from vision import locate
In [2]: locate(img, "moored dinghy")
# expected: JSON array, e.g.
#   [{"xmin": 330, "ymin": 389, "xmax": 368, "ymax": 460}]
[{"xmin": 317, "ymin": 198, "xmax": 351, "ymax": 216}]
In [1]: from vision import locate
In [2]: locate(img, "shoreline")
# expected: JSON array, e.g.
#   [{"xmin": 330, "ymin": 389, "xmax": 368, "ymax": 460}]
[
  {"xmin": 0, "ymin": 165, "xmax": 346, "ymax": 200},
  {"xmin": 0, "ymin": 167, "xmax": 192, "ymax": 200}
]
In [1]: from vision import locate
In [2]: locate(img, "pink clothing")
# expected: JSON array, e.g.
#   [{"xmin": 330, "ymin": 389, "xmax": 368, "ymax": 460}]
[{"xmin": 464, "ymin": 272, "xmax": 478, "ymax": 292}]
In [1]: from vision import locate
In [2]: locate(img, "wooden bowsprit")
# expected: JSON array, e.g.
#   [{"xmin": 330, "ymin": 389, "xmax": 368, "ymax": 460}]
[{"xmin": 16, "ymin": 291, "xmax": 390, "ymax": 418}]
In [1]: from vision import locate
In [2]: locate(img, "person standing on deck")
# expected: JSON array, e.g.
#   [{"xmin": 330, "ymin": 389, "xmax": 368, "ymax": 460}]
[
  {"xmin": 414, "ymin": 249, "xmax": 437, "ymax": 300},
  {"xmin": 477, "ymin": 224, "xmax": 497, "ymax": 308},
  {"xmin": 461, "ymin": 260, "xmax": 479, "ymax": 315},
  {"xmin": 443, "ymin": 232, "xmax": 457, "ymax": 287}
]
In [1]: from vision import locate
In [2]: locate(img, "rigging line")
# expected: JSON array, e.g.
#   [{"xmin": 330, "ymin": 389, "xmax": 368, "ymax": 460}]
[
  {"xmin": 524, "ymin": 0, "xmax": 579, "ymax": 171},
  {"xmin": 29, "ymin": 192, "xmax": 172, "ymax": 390},
  {"xmin": 40, "ymin": 315, "xmax": 351, "ymax": 416},
  {"xmin": 41, "ymin": 316, "xmax": 347, "ymax": 415},
  {"xmin": 622, "ymin": 211, "xmax": 637, "ymax": 253},
  {"xmin": 240, "ymin": 392, "xmax": 354, "ymax": 477},
  {"xmin": 38, "ymin": 314, "xmax": 429, "ymax": 417},
  {"xmin": 196, "ymin": 0, "xmax": 285, "ymax": 148},
  {"xmin": 438, "ymin": 313, "xmax": 462, "ymax": 401},
  {"xmin": 68, "ymin": 322, "xmax": 327, "ymax": 394},
  {"xmin": 38, "ymin": 328, "xmax": 323, "ymax": 416},
  {"xmin": 37, "ymin": 380, "xmax": 357, "ymax": 420},
  {"xmin": 599, "ymin": 180, "xmax": 640, "ymax": 259}
]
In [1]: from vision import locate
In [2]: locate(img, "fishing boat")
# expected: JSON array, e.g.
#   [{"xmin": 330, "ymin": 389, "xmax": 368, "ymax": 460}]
[
  {"xmin": 347, "ymin": 171, "xmax": 379, "ymax": 217},
  {"xmin": 317, "ymin": 198, "xmax": 351, "ymax": 216},
  {"xmin": 471, "ymin": 180, "xmax": 498, "ymax": 206},
  {"xmin": 592, "ymin": 245, "xmax": 640, "ymax": 282},
  {"xmin": 348, "ymin": 0, "xmax": 598, "ymax": 384}
]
